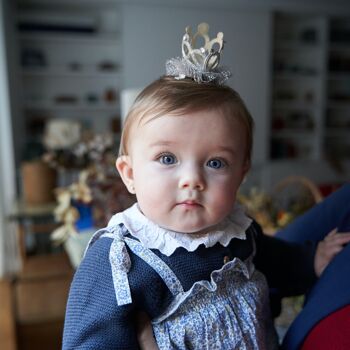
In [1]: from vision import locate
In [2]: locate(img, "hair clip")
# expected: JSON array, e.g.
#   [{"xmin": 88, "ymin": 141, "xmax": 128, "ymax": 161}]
[{"xmin": 166, "ymin": 22, "xmax": 232, "ymax": 84}]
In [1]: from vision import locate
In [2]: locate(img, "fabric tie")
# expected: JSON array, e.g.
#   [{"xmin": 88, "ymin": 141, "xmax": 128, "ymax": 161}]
[{"xmin": 108, "ymin": 226, "xmax": 132, "ymax": 305}]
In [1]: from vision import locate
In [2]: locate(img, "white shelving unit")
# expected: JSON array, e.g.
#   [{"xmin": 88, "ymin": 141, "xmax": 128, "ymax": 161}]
[
  {"xmin": 270, "ymin": 13, "xmax": 350, "ymax": 164},
  {"xmin": 325, "ymin": 17, "xmax": 350, "ymax": 161},
  {"xmin": 15, "ymin": 4, "xmax": 123, "ymax": 154},
  {"xmin": 270, "ymin": 13, "xmax": 327, "ymax": 161}
]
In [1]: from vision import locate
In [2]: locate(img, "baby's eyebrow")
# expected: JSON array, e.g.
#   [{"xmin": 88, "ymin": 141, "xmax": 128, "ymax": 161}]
[
  {"xmin": 215, "ymin": 146, "xmax": 237, "ymax": 157},
  {"xmin": 149, "ymin": 140, "xmax": 177, "ymax": 148}
]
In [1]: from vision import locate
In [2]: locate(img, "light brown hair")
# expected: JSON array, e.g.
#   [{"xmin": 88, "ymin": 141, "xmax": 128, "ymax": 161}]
[{"xmin": 119, "ymin": 76, "xmax": 254, "ymax": 162}]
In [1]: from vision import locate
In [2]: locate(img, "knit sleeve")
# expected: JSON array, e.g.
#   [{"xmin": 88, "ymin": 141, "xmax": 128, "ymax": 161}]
[
  {"xmin": 252, "ymin": 221, "xmax": 318, "ymax": 296},
  {"xmin": 62, "ymin": 237, "xmax": 140, "ymax": 350}
]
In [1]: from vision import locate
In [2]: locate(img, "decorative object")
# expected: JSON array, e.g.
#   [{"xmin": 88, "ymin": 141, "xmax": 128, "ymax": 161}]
[
  {"xmin": 21, "ymin": 47, "xmax": 47, "ymax": 68},
  {"xmin": 238, "ymin": 176, "xmax": 323, "ymax": 235},
  {"xmin": 64, "ymin": 227, "xmax": 95, "ymax": 268},
  {"xmin": 43, "ymin": 127, "xmax": 114, "ymax": 171},
  {"xmin": 21, "ymin": 160, "xmax": 57, "ymax": 205},
  {"xmin": 51, "ymin": 170, "xmax": 94, "ymax": 267},
  {"xmin": 239, "ymin": 176, "xmax": 323, "ymax": 336},
  {"xmin": 54, "ymin": 94, "xmax": 79, "ymax": 105},
  {"xmin": 43, "ymin": 119, "xmax": 82, "ymax": 151},
  {"xmin": 51, "ymin": 167, "xmax": 135, "ymax": 267},
  {"xmin": 98, "ymin": 61, "xmax": 119, "ymax": 72},
  {"xmin": 51, "ymin": 170, "xmax": 91, "ymax": 244},
  {"xmin": 104, "ymin": 88, "xmax": 118, "ymax": 103},
  {"xmin": 48, "ymin": 132, "xmax": 135, "ymax": 266},
  {"xmin": 165, "ymin": 22, "xmax": 231, "ymax": 84}
]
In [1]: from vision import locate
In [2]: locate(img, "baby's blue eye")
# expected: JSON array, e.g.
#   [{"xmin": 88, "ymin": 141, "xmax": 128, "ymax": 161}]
[
  {"xmin": 207, "ymin": 158, "xmax": 225, "ymax": 169},
  {"xmin": 159, "ymin": 154, "xmax": 177, "ymax": 165}
]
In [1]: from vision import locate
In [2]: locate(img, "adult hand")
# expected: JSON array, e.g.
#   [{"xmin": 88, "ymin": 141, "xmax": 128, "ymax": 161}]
[
  {"xmin": 136, "ymin": 312, "xmax": 159, "ymax": 350},
  {"xmin": 314, "ymin": 228, "xmax": 350, "ymax": 277}
]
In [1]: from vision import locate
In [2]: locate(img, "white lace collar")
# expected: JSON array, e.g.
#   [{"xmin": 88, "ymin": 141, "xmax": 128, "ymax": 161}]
[{"xmin": 108, "ymin": 203, "xmax": 252, "ymax": 256}]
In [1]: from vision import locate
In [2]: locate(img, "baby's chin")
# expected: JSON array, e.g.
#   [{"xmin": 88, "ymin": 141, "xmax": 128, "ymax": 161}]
[{"xmin": 160, "ymin": 222, "xmax": 219, "ymax": 235}]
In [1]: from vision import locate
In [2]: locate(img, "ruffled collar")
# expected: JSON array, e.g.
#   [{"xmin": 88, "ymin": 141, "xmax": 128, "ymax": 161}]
[{"xmin": 108, "ymin": 203, "xmax": 252, "ymax": 256}]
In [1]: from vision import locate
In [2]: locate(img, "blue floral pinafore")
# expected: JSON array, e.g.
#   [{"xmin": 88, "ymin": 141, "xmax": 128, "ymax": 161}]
[{"xmin": 86, "ymin": 224, "xmax": 279, "ymax": 350}]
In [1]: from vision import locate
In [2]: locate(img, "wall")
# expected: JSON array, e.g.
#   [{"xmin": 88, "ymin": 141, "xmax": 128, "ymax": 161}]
[
  {"xmin": 121, "ymin": 2, "xmax": 350, "ymax": 191},
  {"xmin": 261, "ymin": 160, "xmax": 350, "ymax": 191},
  {"xmin": 121, "ymin": 3, "xmax": 272, "ymax": 165},
  {"xmin": 3, "ymin": 0, "xmax": 350, "ymax": 211},
  {"xmin": 0, "ymin": 0, "xmax": 19, "ymax": 277}
]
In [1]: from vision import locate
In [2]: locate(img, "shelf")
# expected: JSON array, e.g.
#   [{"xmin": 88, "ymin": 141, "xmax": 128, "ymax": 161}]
[
  {"xmin": 274, "ymin": 42, "xmax": 322, "ymax": 52},
  {"xmin": 16, "ymin": 6, "xmax": 123, "ymax": 139},
  {"xmin": 325, "ymin": 129, "xmax": 350, "ymax": 137},
  {"xmin": 22, "ymin": 67, "xmax": 121, "ymax": 79},
  {"xmin": 327, "ymin": 101, "xmax": 350, "ymax": 109},
  {"xmin": 273, "ymin": 101, "xmax": 318, "ymax": 110},
  {"xmin": 271, "ymin": 130, "xmax": 315, "ymax": 138},
  {"xmin": 270, "ymin": 12, "xmax": 329, "ymax": 163},
  {"xmin": 269, "ymin": 158, "xmax": 320, "ymax": 166},
  {"xmin": 18, "ymin": 253, "xmax": 73, "ymax": 281},
  {"xmin": 19, "ymin": 32, "xmax": 121, "ymax": 46},
  {"xmin": 0, "ymin": 279, "xmax": 16, "ymax": 350},
  {"xmin": 327, "ymin": 73, "xmax": 350, "ymax": 80},
  {"xmin": 274, "ymin": 73, "xmax": 320, "ymax": 80},
  {"xmin": 329, "ymin": 43, "xmax": 350, "ymax": 52},
  {"xmin": 24, "ymin": 101, "xmax": 120, "ymax": 112},
  {"xmin": 270, "ymin": 155, "xmax": 313, "ymax": 162}
]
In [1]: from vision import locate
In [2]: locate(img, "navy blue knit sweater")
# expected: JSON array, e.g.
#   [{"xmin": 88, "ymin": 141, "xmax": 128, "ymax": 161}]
[{"xmin": 63, "ymin": 221, "xmax": 316, "ymax": 349}]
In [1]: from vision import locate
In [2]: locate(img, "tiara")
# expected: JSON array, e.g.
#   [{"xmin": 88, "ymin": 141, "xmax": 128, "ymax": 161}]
[{"xmin": 166, "ymin": 23, "xmax": 231, "ymax": 84}]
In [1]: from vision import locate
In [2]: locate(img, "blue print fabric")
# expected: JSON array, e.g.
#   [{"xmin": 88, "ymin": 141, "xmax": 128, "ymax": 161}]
[{"xmin": 88, "ymin": 225, "xmax": 279, "ymax": 349}]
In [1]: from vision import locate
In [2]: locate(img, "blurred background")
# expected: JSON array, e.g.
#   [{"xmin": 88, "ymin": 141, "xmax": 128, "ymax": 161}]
[{"xmin": 1, "ymin": 0, "xmax": 350, "ymax": 349}]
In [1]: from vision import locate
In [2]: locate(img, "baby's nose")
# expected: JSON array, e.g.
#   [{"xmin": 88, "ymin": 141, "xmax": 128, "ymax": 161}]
[{"xmin": 178, "ymin": 166, "xmax": 205, "ymax": 191}]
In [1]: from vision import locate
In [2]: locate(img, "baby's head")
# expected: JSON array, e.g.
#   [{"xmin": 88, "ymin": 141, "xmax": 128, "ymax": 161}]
[
  {"xmin": 120, "ymin": 76, "xmax": 253, "ymax": 162},
  {"xmin": 117, "ymin": 76, "xmax": 254, "ymax": 233}
]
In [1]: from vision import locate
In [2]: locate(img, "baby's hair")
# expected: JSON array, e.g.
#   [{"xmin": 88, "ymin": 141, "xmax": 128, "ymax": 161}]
[{"xmin": 119, "ymin": 76, "xmax": 254, "ymax": 162}]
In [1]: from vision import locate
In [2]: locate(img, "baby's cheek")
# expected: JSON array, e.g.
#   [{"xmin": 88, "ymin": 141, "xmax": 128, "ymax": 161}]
[
  {"xmin": 210, "ymin": 177, "xmax": 237, "ymax": 197},
  {"xmin": 210, "ymin": 185, "xmax": 237, "ymax": 213},
  {"xmin": 137, "ymin": 187, "xmax": 166, "ymax": 216}
]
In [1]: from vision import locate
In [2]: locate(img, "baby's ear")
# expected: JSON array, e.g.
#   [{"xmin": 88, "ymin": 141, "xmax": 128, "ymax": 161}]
[
  {"xmin": 116, "ymin": 156, "xmax": 135, "ymax": 194},
  {"xmin": 242, "ymin": 158, "xmax": 251, "ymax": 176}
]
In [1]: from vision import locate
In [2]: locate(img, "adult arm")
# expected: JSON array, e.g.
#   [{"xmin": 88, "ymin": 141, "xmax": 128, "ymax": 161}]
[
  {"xmin": 275, "ymin": 183, "xmax": 350, "ymax": 243},
  {"xmin": 253, "ymin": 222, "xmax": 317, "ymax": 297}
]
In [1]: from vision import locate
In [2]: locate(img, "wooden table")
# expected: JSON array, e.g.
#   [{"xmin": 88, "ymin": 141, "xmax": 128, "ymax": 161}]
[
  {"xmin": 7, "ymin": 200, "xmax": 74, "ymax": 350},
  {"xmin": 0, "ymin": 278, "xmax": 17, "ymax": 350}
]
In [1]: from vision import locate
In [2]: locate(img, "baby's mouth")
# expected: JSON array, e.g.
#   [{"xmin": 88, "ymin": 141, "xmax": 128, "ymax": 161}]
[{"xmin": 177, "ymin": 200, "xmax": 202, "ymax": 208}]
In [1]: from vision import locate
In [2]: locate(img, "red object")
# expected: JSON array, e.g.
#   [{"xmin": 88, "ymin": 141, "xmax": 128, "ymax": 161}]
[
  {"xmin": 318, "ymin": 183, "xmax": 343, "ymax": 197},
  {"xmin": 301, "ymin": 305, "xmax": 350, "ymax": 350}
]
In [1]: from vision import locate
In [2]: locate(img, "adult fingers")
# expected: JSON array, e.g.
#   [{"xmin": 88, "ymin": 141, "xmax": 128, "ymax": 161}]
[
  {"xmin": 324, "ymin": 232, "xmax": 350, "ymax": 245},
  {"xmin": 324, "ymin": 228, "xmax": 337, "ymax": 241}
]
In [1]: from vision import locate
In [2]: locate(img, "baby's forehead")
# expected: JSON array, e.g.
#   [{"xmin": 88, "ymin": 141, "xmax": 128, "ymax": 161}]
[
  {"xmin": 136, "ymin": 106, "xmax": 240, "ymax": 127},
  {"xmin": 127, "ymin": 108, "xmax": 246, "ymax": 151}
]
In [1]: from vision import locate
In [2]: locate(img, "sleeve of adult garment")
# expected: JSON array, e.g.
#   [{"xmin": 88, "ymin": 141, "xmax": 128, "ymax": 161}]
[
  {"xmin": 275, "ymin": 183, "xmax": 350, "ymax": 243},
  {"xmin": 62, "ymin": 237, "xmax": 140, "ymax": 350},
  {"xmin": 253, "ymin": 222, "xmax": 318, "ymax": 297}
]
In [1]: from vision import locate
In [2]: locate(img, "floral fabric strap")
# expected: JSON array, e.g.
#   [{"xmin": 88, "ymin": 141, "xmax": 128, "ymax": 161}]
[
  {"xmin": 125, "ymin": 236, "xmax": 184, "ymax": 297},
  {"xmin": 85, "ymin": 224, "xmax": 184, "ymax": 306},
  {"xmin": 110, "ymin": 235, "xmax": 133, "ymax": 305},
  {"xmin": 85, "ymin": 225, "xmax": 133, "ymax": 305}
]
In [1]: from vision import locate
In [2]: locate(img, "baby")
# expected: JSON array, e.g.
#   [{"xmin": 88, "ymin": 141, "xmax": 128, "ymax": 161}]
[{"xmin": 63, "ymin": 23, "xmax": 349, "ymax": 350}]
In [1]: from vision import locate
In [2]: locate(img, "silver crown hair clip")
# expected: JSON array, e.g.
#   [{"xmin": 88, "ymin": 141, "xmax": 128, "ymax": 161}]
[{"xmin": 166, "ymin": 22, "xmax": 232, "ymax": 84}]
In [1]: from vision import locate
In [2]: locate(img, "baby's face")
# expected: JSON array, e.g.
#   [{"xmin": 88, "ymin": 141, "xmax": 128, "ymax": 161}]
[{"xmin": 119, "ymin": 108, "xmax": 249, "ymax": 233}]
